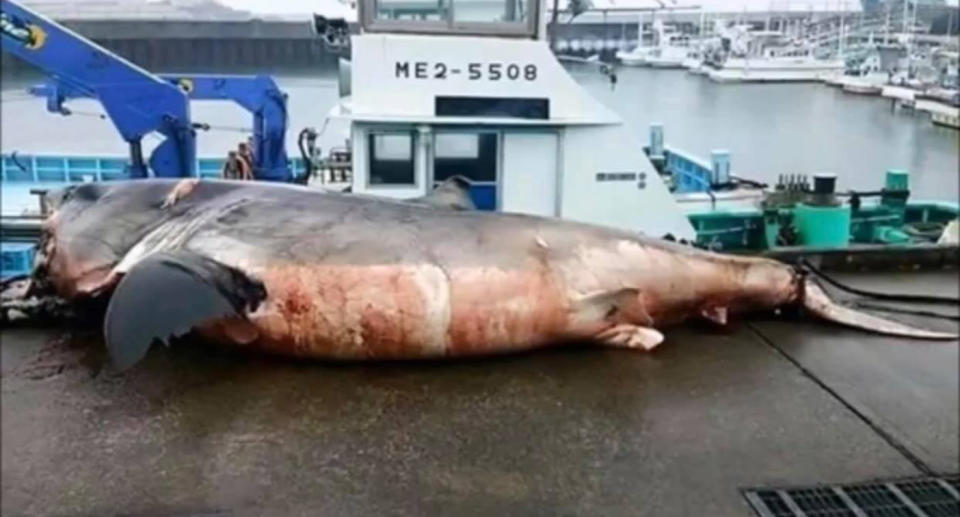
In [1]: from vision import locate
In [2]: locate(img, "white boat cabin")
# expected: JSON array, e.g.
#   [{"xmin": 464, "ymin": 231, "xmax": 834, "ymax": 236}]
[{"xmin": 324, "ymin": 0, "xmax": 696, "ymax": 239}]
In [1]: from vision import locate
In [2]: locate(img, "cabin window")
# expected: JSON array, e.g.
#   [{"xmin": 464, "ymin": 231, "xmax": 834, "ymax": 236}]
[
  {"xmin": 364, "ymin": 0, "xmax": 537, "ymax": 37},
  {"xmin": 434, "ymin": 132, "xmax": 497, "ymax": 183},
  {"xmin": 368, "ymin": 132, "xmax": 416, "ymax": 186},
  {"xmin": 452, "ymin": 0, "xmax": 528, "ymax": 24},
  {"xmin": 374, "ymin": 0, "xmax": 448, "ymax": 21},
  {"xmin": 435, "ymin": 96, "xmax": 549, "ymax": 119}
]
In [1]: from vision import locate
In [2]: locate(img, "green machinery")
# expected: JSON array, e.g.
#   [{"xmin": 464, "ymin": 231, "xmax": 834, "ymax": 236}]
[{"xmin": 688, "ymin": 170, "xmax": 959, "ymax": 252}]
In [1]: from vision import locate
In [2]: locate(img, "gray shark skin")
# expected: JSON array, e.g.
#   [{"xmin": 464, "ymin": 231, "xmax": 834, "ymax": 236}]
[{"xmin": 27, "ymin": 179, "xmax": 957, "ymax": 369}]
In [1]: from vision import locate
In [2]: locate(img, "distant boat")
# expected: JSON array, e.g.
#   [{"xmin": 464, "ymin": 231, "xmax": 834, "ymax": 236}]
[
  {"xmin": 616, "ymin": 20, "xmax": 692, "ymax": 69},
  {"xmin": 841, "ymin": 77, "xmax": 884, "ymax": 95},
  {"xmin": 706, "ymin": 26, "xmax": 843, "ymax": 83},
  {"xmin": 825, "ymin": 44, "xmax": 901, "ymax": 95},
  {"xmin": 708, "ymin": 48, "xmax": 845, "ymax": 83},
  {"xmin": 917, "ymin": 90, "xmax": 960, "ymax": 129}
]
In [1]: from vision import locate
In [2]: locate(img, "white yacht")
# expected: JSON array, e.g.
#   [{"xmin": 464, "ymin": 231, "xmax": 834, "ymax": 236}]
[{"xmin": 707, "ymin": 26, "xmax": 843, "ymax": 83}]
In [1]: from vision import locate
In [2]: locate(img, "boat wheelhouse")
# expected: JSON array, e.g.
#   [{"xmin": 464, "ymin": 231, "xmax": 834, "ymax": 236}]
[{"xmin": 318, "ymin": 0, "xmax": 697, "ymax": 240}]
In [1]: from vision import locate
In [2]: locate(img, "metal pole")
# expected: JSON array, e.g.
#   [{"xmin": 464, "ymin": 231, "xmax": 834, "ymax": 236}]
[
  {"xmin": 902, "ymin": 0, "xmax": 908, "ymax": 34},
  {"xmin": 911, "ymin": 0, "xmax": 917, "ymax": 38},
  {"xmin": 638, "ymin": 11, "xmax": 643, "ymax": 46},
  {"xmin": 129, "ymin": 140, "xmax": 148, "ymax": 178},
  {"xmin": 839, "ymin": 13, "xmax": 844, "ymax": 56},
  {"xmin": 884, "ymin": 1, "xmax": 890, "ymax": 44}
]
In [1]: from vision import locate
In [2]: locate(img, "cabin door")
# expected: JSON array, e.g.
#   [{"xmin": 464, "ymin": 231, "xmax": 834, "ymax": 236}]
[{"xmin": 501, "ymin": 132, "xmax": 558, "ymax": 217}]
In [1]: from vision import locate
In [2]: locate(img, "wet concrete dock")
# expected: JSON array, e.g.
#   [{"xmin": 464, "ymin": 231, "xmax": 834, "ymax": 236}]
[{"xmin": 2, "ymin": 272, "xmax": 957, "ymax": 516}]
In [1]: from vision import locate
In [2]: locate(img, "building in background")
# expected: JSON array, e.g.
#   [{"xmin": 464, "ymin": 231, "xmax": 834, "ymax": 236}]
[{"xmin": 1, "ymin": 0, "xmax": 955, "ymax": 72}]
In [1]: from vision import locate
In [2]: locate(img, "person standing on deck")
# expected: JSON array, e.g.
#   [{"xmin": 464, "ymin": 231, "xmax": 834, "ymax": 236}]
[
  {"xmin": 221, "ymin": 151, "xmax": 241, "ymax": 180},
  {"xmin": 237, "ymin": 142, "xmax": 253, "ymax": 180},
  {"xmin": 238, "ymin": 142, "xmax": 255, "ymax": 181}
]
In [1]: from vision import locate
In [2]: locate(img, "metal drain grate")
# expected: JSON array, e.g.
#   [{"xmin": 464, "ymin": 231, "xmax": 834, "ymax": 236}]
[{"xmin": 743, "ymin": 476, "xmax": 960, "ymax": 517}]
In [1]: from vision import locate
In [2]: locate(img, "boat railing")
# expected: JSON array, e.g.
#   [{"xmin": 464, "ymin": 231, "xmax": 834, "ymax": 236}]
[
  {"xmin": 1, "ymin": 153, "xmax": 308, "ymax": 183},
  {"xmin": 663, "ymin": 147, "xmax": 713, "ymax": 191},
  {"xmin": 312, "ymin": 166, "xmax": 353, "ymax": 186},
  {"xmin": 661, "ymin": 149, "xmax": 719, "ymax": 210}
]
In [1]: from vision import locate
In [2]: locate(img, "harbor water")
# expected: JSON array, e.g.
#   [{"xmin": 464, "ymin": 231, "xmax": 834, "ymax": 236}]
[{"xmin": 1, "ymin": 64, "xmax": 957, "ymax": 201}]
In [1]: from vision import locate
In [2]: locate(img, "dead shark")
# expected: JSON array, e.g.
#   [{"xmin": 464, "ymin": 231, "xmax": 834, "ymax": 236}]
[{"xmin": 23, "ymin": 179, "xmax": 957, "ymax": 369}]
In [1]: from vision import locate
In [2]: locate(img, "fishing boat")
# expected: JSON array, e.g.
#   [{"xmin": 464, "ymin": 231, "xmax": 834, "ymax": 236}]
[
  {"xmin": 709, "ymin": 46, "xmax": 845, "ymax": 83},
  {"xmin": 706, "ymin": 25, "xmax": 844, "ymax": 83},
  {"xmin": 833, "ymin": 47, "xmax": 891, "ymax": 95}
]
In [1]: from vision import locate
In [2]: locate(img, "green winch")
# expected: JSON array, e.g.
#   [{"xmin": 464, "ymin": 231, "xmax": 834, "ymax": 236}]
[
  {"xmin": 794, "ymin": 174, "xmax": 851, "ymax": 247},
  {"xmin": 686, "ymin": 168, "xmax": 956, "ymax": 253}
]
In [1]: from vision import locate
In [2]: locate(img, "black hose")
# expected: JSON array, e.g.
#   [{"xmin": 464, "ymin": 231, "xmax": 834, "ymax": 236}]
[
  {"xmin": 296, "ymin": 128, "xmax": 315, "ymax": 185},
  {"xmin": 851, "ymin": 301, "xmax": 960, "ymax": 321},
  {"xmin": 729, "ymin": 174, "xmax": 768, "ymax": 189},
  {"xmin": 10, "ymin": 151, "xmax": 29, "ymax": 173},
  {"xmin": 799, "ymin": 258, "xmax": 960, "ymax": 305}
]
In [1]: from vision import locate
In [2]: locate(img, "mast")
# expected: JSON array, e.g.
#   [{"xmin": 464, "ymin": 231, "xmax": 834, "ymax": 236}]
[
  {"xmin": 839, "ymin": 9, "xmax": 845, "ymax": 56},
  {"xmin": 902, "ymin": 0, "xmax": 908, "ymax": 34},
  {"xmin": 884, "ymin": 0, "xmax": 890, "ymax": 44}
]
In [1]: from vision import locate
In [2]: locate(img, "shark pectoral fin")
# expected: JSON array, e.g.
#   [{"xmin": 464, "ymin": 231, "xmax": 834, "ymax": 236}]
[
  {"xmin": 104, "ymin": 251, "xmax": 266, "ymax": 370},
  {"xmin": 571, "ymin": 288, "xmax": 642, "ymax": 326},
  {"xmin": 700, "ymin": 305, "xmax": 729, "ymax": 326},
  {"xmin": 596, "ymin": 324, "xmax": 665, "ymax": 351}
]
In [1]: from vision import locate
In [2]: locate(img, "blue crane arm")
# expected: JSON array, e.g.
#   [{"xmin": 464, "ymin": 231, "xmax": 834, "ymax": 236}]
[
  {"xmin": 163, "ymin": 75, "xmax": 291, "ymax": 182},
  {"xmin": 29, "ymin": 74, "xmax": 294, "ymax": 182},
  {"xmin": 0, "ymin": 0, "xmax": 195, "ymax": 178}
]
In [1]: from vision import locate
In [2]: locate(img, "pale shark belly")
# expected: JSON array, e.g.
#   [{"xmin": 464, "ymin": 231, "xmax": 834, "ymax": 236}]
[{"xmin": 242, "ymin": 262, "xmax": 573, "ymax": 360}]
